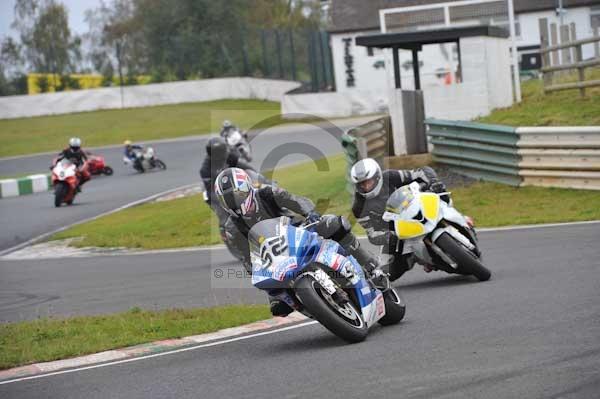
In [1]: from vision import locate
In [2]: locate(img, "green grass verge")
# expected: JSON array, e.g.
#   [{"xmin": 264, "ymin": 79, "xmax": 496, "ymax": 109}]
[
  {"xmin": 53, "ymin": 155, "xmax": 600, "ymax": 249},
  {"xmin": 478, "ymin": 68, "xmax": 600, "ymax": 126},
  {"xmin": 0, "ymin": 305, "xmax": 270, "ymax": 370},
  {"xmin": 0, "ymin": 99, "xmax": 282, "ymax": 158}
]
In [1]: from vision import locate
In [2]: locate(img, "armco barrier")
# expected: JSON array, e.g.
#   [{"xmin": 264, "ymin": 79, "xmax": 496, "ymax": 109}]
[
  {"xmin": 341, "ymin": 116, "xmax": 393, "ymax": 165},
  {"xmin": 426, "ymin": 119, "xmax": 521, "ymax": 186},
  {"xmin": 516, "ymin": 126, "xmax": 600, "ymax": 190},
  {"xmin": 0, "ymin": 174, "xmax": 51, "ymax": 199},
  {"xmin": 426, "ymin": 119, "xmax": 600, "ymax": 190}
]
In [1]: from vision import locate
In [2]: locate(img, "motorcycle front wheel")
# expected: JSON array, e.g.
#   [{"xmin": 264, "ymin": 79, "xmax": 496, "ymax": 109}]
[
  {"xmin": 435, "ymin": 233, "xmax": 491, "ymax": 281},
  {"xmin": 103, "ymin": 166, "xmax": 114, "ymax": 175},
  {"xmin": 378, "ymin": 288, "xmax": 406, "ymax": 326},
  {"xmin": 155, "ymin": 159, "xmax": 167, "ymax": 170},
  {"xmin": 54, "ymin": 183, "xmax": 68, "ymax": 207},
  {"xmin": 295, "ymin": 273, "xmax": 368, "ymax": 343}
]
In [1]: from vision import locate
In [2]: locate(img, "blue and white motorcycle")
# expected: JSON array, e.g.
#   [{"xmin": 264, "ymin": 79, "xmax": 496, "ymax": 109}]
[{"xmin": 249, "ymin": 216, "xmax": 406, "ymax": 343}]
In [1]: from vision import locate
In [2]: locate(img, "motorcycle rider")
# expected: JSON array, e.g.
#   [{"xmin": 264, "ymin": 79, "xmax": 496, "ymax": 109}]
[
  {"xmin": 56, "ymin": 137, "xmax": 90, "ymax": 190},
  {"xmin": 351, "ymin": 158, "xmax": 447, "ymax": 281},
  {"xmin": 219, "ymin": 120, "xmax": 237, "ymax": 137},
  {"xmin": 123, "ymin": 140, "xmax": 145, "ymax": 171},
  {"xmin": 200, "ymin": 137, "xmax": 255, "ymax": 237},
  {"xmin": 214, "ymin": 167, "xmax": 388, "ymax": 317}
]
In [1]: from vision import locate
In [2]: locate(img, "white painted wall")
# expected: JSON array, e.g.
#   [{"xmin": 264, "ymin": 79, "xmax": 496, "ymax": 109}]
[
  {"xmin": 281, "ymin": 89, "xmax": 387, "ymax": 119},
  {"xmin": 0, "ymin": 78, "xmax": 301, "ymax": 119},
  {"xmin": 330, "ymin": 30, "xmax": 388, "ymax": 93},
  {"xmin": 330, "ymin": 30, "xmax": 461, "ymax": 94},
  {"xmin": 391, "ymin": 35, "xmax": 513, "ymax": 154},
  {"xmin": 516, "ymin": 7, "xmax": 597, "ymax": 60},
  {"xmin": 285, "ymin": 35, "xmax": 513, "ymax": 125}
]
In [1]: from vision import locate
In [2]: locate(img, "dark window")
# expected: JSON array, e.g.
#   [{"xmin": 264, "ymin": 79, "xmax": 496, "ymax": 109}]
[{"xmin": 591, "ymin": 6, "xmax": 600, "ymax": 29}]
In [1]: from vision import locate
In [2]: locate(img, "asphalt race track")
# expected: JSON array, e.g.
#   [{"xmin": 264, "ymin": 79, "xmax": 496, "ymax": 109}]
[
  {"xmin": 1, "ymin": 222, "xmax": 599, "ymax": 398},
  {"xmin": 0, "ymin": 119, "xmax": 364, "ymax": 252}
]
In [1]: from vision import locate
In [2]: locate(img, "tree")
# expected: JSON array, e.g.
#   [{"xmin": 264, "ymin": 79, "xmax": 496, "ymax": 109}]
[
  {"xmin": 12, "ymin": 0, "xmax": 81, "ymax": 75},
  {"xmin": 79, "ymin": 0, "xmax": 325, "ymax": 81},
  {"xmin": 85, "ymin": 0, "xmax": 145, "ymax": 85},
  {"xmin": 0, "ymin": 36, "xmax": 24, "ymax": 76},
  {"xmin": 0, "ymin": 36, "xmax": 27, "ymax": 96}
]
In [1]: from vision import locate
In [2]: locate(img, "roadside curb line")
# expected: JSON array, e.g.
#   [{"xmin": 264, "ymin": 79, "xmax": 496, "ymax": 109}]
[
  {"xmin": 0, "ymin": 312, "xmax": 309, "ymax": 384},
  {"xmin": 0, "ymin": 174, "xmax": 51, "ymax": 199}
]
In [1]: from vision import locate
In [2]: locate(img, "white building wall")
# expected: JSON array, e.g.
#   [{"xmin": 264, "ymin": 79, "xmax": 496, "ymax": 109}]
[
  {"xmin": 330, "ymin": 31, "xmax": 461, "ymax": 94},
  {"xmin": 330, "ymin": 30, "xmax": 388, "ymax": 93},
  {"xmin": 516, "ymin": 7, "xmax": 596, "ymax": 60},
  {"xmin": 484, "ymin": 37, "xmax": 513, "ymax": 109}
]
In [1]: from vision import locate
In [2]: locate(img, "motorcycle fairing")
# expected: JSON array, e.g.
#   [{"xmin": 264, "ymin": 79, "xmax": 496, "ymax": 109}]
[{"xmin": 250, "ymin": 217, "xmax": 385, "ymax": 326}]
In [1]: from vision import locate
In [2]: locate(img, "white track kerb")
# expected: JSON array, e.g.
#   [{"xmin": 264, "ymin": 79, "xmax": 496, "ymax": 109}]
[{"xmin": 0, "ymin": 174, "xmax": 51, "ymax": 198}]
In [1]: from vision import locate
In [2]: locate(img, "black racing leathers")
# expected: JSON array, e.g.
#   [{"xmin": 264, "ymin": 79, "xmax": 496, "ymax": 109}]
[
  {"xmin": 352, "ymin": 167, "xmax": 444, "ymax": 280},
  {"xmin": 199, "ymin": 148, "xmax": 254, "ymax": 196},
  {"xmin": 57, "ymin": 148, "xmax": 87, "ymax": 168}
]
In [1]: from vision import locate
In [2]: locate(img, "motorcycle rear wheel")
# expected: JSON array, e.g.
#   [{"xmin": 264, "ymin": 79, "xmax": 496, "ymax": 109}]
[
  {"xmin": 435, "ymin": 233, "xmax": 491, "ymax": 281},
  {"xmin": 295, "ymin": 273, "xmax": 368, "ymax": 343}
]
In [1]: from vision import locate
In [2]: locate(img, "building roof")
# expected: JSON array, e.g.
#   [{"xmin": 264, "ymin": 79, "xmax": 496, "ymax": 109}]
[
  {"xmin": 329, "ymin": 0, "xmax": 600, "ymax": 33},
  {"xmin": 355, "ymin": 25, "xmax": 509, "ymax": 49}
]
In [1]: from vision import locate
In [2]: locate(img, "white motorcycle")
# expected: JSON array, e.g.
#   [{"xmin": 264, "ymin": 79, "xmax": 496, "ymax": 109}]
[
  {"xmin": 223, "ymin": 128, "xmax": 252, "ymax": 162},
  {"xmin": 50, "ymin": 159, "xmax": 80, "ymax": 207},
  {"xmin": 382, "ymin": 182, "xmax": 491, "ymax": 281},
  {"xmin": 124, "ymin": 147, "xmax": 167, "ymax": 173}
]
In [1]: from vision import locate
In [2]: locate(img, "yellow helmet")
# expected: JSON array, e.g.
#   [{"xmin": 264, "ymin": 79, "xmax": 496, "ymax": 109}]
[{"xmin": 124, "ymin": 140, "xmax": 132, "ymax": 146}]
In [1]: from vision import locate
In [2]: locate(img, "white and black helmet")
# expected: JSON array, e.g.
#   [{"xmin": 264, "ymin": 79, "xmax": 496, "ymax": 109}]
[
  {"xmin": 69, "ymin": 137, "xmax": 82, "ymax": 151},
  {"xmin": 350, "ymin": 158, "xmax": 383, "ymax": 199}
]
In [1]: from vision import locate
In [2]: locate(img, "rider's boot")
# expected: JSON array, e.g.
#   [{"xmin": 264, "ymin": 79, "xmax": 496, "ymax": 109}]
[
  {"xmin": 268, "ymin": 291, "xmax": 294, "ymax": 317},
  {"xmin": 339, "ymin": 234, "xmax": 390, "ymax": 291}
]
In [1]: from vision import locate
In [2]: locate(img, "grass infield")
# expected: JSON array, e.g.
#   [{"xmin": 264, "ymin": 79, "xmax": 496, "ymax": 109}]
[
  {"xmin": 0, "ymin": 99, "xmax": 282, "ymax": 158},
  {"xmin": 52, "ymin": 155, "xmax": 600, "ymax": 249},
  {"xmin": 0, "ymin": 305, "xmax": 270, "ymax": 370},
  {"xmin": 478, "ymin": 68, "xmax": 600, "ymax": 126}
]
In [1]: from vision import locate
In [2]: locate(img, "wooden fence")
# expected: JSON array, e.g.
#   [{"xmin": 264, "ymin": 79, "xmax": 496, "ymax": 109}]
[{"xmin": 538, "ymin": 18, "xmax": 600, "ymax": 97}]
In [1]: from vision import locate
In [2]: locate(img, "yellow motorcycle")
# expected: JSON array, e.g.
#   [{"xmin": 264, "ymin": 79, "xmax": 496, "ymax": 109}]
[{"xmin": 382, "ymin": 182, "xmax": 491, "ymax": 281}]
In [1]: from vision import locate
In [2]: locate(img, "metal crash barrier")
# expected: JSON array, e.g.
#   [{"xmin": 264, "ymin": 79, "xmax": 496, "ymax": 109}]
[{"xmin": 427, "ymin": 118, "xmax": 600, "ymax": 190}]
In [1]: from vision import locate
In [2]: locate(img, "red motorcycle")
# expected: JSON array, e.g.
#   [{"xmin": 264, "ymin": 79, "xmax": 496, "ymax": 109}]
[
  {"xmin": 51, "ymin": 159, "xmax": 81, "ymax": 207},
  {"xmin": 86, "ymin": 153, "xmax": 113, "ymax": 176}
]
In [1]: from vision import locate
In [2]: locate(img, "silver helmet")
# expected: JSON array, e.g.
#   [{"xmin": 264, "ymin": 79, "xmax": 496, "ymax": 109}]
[
  {"xmin": 69, "ymin": 137, "xmax": 82, "ymax": 151},
  {"xmin": 350, "ymin": 158, "xmax": 383, "ymax": 199}
]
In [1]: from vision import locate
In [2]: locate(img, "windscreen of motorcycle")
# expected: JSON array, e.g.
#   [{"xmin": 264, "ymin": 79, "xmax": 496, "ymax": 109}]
[
  {"xmin": 386, "ymin": 186, "xmax": 415, "ymax": 215},
  {"xmin": 386, "ymin": 186, "xmax": 427, "ymax": 239},
  {"xmin": 248, "ymin": 217, "xmax": 291, "ymax": 267}
]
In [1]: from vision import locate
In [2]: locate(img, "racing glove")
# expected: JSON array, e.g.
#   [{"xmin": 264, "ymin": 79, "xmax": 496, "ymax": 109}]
[
  {"xmin": 429, "ymin": 181, "xmax": 447, "ymax": 194},
  {"xmin": 305, "ymin": 211, "xmax": 321, "ymax": 224}
]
